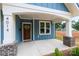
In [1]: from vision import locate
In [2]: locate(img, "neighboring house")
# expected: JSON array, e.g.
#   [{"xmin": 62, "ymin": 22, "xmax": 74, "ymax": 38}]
[{"xmin": 0, "ymin": 3, "xmax": 79, "ymax": 45}]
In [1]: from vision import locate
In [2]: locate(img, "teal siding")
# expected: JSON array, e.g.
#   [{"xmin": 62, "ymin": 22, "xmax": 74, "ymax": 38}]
[
  {"xmin": 16, "ymin": 16, "xmax": 22, "ymax": 43},
  {"xmin": 0, "ymin": 10, "xmax": 3, "ymax": 44},
  {"xmin": 29, "ymin": 3, "xmax": 69, "ymax": 12},
  {"xmin": 15, "ymin": 17, "xmax": 56, "ymax": 43}
]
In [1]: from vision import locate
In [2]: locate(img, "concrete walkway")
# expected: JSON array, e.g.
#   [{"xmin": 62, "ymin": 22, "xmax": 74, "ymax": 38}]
[{"xmin": 17, "ymin": 39, "xmax": 72, "ymax": 56}]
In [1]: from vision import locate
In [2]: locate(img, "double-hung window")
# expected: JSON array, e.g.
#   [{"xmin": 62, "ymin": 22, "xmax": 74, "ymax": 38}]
[{"xmin": 39, "ymin": 21, "xmax": 51, "ymax": 35}]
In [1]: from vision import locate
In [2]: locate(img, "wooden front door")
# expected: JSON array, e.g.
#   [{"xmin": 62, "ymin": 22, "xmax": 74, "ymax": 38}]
[{"xmin": 23, "ymin": 24, "xmax": 31, "ymax": 41}]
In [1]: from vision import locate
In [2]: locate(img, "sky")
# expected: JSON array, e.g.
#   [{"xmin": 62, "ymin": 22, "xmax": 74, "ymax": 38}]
[{"xmin": 72, "ymin": 16, "xmax": 79, "ymax": 22}]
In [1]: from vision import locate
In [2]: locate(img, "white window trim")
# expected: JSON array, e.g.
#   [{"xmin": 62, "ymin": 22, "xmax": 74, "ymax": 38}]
[{"xmin": 39, "ymin": 21, "xmax": 51, "ymax": 35}]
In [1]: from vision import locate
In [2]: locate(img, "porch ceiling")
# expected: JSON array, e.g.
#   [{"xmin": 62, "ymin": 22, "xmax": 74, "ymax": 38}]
[{"xmin": 16, "ymin": 12, "xmax": 70, "ymax": 23}]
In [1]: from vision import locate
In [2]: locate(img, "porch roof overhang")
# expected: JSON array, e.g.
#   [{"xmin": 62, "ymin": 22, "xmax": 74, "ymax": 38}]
[{"xmin": 16, "ymin": 12, "xmax": 70, "ymax": 23}]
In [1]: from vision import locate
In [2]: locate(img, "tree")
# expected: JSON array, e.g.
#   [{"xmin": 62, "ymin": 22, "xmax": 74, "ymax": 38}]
[
  {"xmin": 72, "ymin": 20, "xmax": 79, "ymax": 31},
  {"xmin": 55, "ymin": 23, "xmax": 66, "ymax": 31},
  {"xmin": 62, "ymin": 23, "xmax": 66, "ymax": 29},
  {"xmin": 55, "ymin": 23, "xmax": 62, "ymax": 31}
]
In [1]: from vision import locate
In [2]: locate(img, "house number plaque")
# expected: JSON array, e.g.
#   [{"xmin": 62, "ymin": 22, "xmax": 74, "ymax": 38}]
[{"xmin": 6, "ymin": 17, "xmax": 9, "ymax": 32}]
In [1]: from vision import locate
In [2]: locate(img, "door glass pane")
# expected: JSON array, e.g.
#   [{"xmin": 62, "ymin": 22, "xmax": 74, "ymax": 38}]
[{"xmin": 24, "ymin": 24, "xmax": 30, "ymax": 30}]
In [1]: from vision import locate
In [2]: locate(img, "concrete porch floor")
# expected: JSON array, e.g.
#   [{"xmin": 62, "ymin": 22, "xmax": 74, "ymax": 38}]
[{"xmin": 17, "ymin": 39, "xmax": 74, "ymax": 56}]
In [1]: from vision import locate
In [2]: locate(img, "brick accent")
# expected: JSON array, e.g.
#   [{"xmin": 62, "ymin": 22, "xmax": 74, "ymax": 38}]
[
  {"xmin": 0, "ymin": 43, "xmax": 17, "ymax": 56},
  {"xmin": 63, "ymin": 36, "xmax": 75, "ymax": 47}
]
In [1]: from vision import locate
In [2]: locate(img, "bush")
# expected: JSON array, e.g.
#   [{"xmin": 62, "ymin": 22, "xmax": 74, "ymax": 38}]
[
  {"xmin": 53, "ymin": 48, "xmax": 63, "ymax": 56},
  {"xmin": 71, "ymin": 47, "xmax": 79, "ymax": 56}
]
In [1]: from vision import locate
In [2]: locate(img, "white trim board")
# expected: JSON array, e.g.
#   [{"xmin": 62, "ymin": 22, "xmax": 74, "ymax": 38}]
[
  {"xmin": 33, "ymin": 18, "xmax": 35, "ymax": 40},
  {"xmin": 3, "ymin": 3, "xmax": 71, "ymax": 16},
  {"xmin": 0, "ymin": 15, "xmax": 1, "ymax": 44}
]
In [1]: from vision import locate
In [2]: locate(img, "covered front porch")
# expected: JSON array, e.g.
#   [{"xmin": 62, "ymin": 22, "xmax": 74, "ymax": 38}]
[
  {"xmin": 17, "ymin": 39, "xmax": 76, "ymax": 56},
  {"xmin": 14, "ymin": 11, "xmax": 75, "ymax": 56},
  {"xmin": 14, "ymin": 11, "xmax": 72, "ymax": 42},
  {"xmin": 15, "ymin": 12, "xmax": 75, "ymax": 56},
  {"xmin": 2, "ymin": 4, "xmax": 72, "ymax": 45}
]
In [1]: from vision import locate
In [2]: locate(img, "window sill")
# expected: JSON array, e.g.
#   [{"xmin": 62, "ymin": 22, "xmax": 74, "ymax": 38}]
[{"xmin": 39, "ymin": 33, "xmax": 51, "ymax": 35}]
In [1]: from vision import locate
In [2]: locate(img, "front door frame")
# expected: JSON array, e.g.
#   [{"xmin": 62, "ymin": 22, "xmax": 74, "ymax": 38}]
[{"xmin": 22, "ymin": 22, "xmax": 32, "ymax": 42}]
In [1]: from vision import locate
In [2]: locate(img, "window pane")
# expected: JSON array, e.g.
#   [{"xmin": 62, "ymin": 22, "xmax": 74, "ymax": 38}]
[
  {"xmin": 40, "ymin": 22, "xmax": 44, "ymax": 28},
  {"xmin": 46, "ymin": 23, "xmax": 50, "ymax": 28},
  {"xmin": 40, "ymin": 22, "xmax": 45, "ymax": 34},
  {"xmin": 46, "ymin": 22, "xmax": 50, "ymax": 34},
  {"xmin": 46, "ymin": 29, "xmax": 50, "ymax": 33},
  {"xmin": 40, "ymin": 29, "xmax": 44, "ymax": 33}
]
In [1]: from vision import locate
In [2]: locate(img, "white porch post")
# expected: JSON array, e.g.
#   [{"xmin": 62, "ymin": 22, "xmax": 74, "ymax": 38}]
[
  {"xmin": 66, "ymin": 20, "xmax": 72, "ymax": 37},
  {"xmin": 3, "ymin": 15, "xmax": 15, "ymax": 44}
]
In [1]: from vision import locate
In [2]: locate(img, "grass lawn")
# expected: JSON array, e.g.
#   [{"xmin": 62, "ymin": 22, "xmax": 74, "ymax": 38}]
[{"xmin": 56, "ymin": 31, "xmax": 79, "ymax": 47}]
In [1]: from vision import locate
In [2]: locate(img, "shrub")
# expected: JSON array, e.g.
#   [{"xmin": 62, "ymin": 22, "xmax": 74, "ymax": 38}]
[
  {"xmin": 71, "ymin": 47, "xmax": 79, "ymax": 56},
  {"xmin": 53, "ymin": 48, "xmax": 63, "ymax": 56}
]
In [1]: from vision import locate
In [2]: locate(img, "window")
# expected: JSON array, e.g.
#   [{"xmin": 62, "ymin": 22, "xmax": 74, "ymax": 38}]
[
  {"xmin": 39, "ymin": 21, "xmax": 51, "ymax": 35},
  {"xmin": 40, "ymin": 22, "xmax": 45, "ymax": 34}
]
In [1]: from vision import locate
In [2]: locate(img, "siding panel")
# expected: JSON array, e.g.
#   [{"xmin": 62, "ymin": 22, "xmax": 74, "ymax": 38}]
[
  {"xmin": 1, "ymin": 10, "xmax": 3, "ymax": 44},
  {"xmin": 29, "ymin": 3, "xmax": 69, "ymax": 12}
]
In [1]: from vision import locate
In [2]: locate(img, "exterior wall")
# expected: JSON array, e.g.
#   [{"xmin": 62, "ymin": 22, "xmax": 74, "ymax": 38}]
[
  {"xmin": 29, "ymin": 3, "xmax": 69, "ymax": 12},
  {"xmin": 16, "ymin": 17, "xmax": 55, "ymax": 42},
  {"xmin": 34, "ymin": 20, "xmax": 55, "ymax": 40}
]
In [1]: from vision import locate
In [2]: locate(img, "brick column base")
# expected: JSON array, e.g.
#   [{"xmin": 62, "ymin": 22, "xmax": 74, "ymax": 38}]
[{"xmin": 63, "ymin": 36, "xmax": 75, "ymax": 47}]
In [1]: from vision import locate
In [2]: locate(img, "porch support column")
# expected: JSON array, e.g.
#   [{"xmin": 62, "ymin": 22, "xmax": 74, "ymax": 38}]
[
  {"xmin": 66, "ymin": 20, "xmax": 72, "ymax": 37},
  {"xmin": 53, "ymin": 22, "xmax": 56, "ymax": 39},
  {"xmin": 33, "ymin": 18, "xmax": 35, "ymax": 40},
  {"xmin": 3, "ymin": 15, "xmax": 15, "ymax": 44},
  {"xmin": 63, "ymin": 19, "xmax": 75, "ymax": 47}
]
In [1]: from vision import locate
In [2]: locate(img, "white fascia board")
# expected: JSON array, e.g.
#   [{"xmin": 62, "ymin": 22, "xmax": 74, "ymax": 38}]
[
  {"xmin": 2, "ymin": 3, "xmax": 71, "ymax": 16},
  {"xmin": 2, "ymin": 3, "xmax": 71, "ymax": 21},
  {"xmin": 73, "ymin": 3, "xmax": 79, "ymax": 11},
  {"xmin": 65, "ymin": 3, "xmax": 79, "ymax": 16}
]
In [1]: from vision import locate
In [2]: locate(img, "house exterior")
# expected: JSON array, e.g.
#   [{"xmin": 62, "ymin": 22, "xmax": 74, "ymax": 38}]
[
  {"xmin": 0, "ymin": 3, "xmax": 79, "ymax": 45},
  {"xmin": 0, "ymin": 3, "xmax": 79, "ymax": 56}
]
